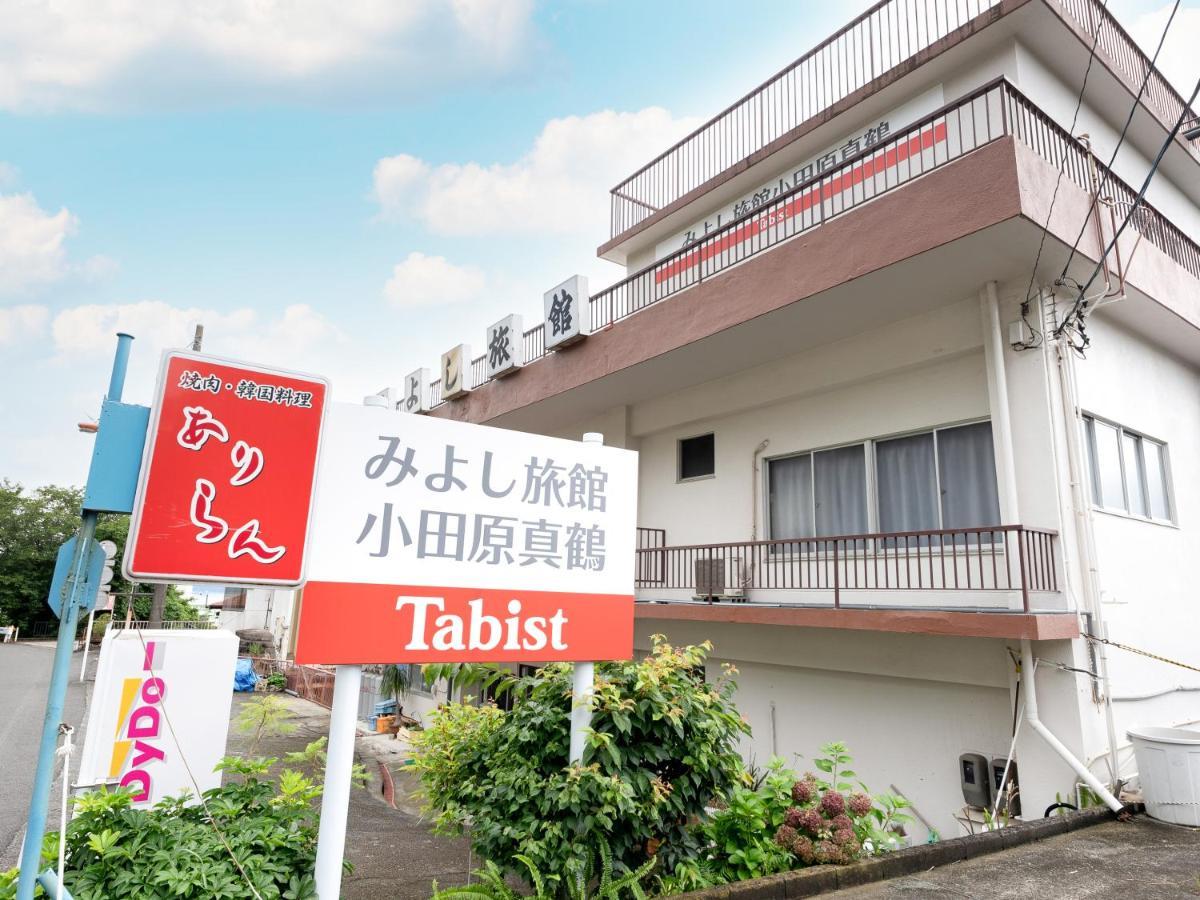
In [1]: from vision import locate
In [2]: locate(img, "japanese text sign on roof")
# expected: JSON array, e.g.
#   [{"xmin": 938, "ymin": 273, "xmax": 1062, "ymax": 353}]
[
  {"xmin": 124, "ymin": 351, "xmax": 329, "ymax": 587},
  {"xmin": 485, "ymin": 314, "xmax": 524, "ymax": 379},
  {"xmin": 296, "ymin": 402, "xmax": 638, "ymax": 664},
  {"xmin": 543, "ymin": 275, "xmax": 590, "ymax": 351}
]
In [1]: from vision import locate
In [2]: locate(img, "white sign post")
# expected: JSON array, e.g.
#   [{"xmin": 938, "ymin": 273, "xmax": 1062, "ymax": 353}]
[{"xmin": 568, "ymin": 432, "xmax": 604, "ymax": 764}]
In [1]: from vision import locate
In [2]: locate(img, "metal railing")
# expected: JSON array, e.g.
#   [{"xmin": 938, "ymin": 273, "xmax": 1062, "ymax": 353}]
[
  {"xmin": 1055, "ymin": 0, "xmax": 1199, "ymax": 138},
  {"xmin": 607, "ymin": 0, "xmax": 1198, "ymax": 238},
  {"xmin": 635, "ymin": 524, "xmax": 1059, "ymax": 612},
  {"xmin": 428, "ymin": 79, "xmax": 1200, "ymax": 406}
]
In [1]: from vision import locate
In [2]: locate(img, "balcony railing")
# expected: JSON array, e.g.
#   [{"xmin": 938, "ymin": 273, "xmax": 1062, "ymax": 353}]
[
  {"xmin": 429, "ymin": 79, "xmax": 1200, "ymax": 408},
  {"xmin": 635, "ymin": 525, "xmax": 1060, "ymax": 613},
  {"xmin": 607, "ymin": 0, "xmax": 1199, "ymax": 239}
]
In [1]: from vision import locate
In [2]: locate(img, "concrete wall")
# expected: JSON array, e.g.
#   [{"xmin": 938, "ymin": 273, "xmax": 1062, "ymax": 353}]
[
  {"xmin": 633, "ymin": 618, "xmax": 1017, "ymax": 840},
  {"xmin": 1072, "ymin": 312, "xmax": 1200, "ymax": 775}
]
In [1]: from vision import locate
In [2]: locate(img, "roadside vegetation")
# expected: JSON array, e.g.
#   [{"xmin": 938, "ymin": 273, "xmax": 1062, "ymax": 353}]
[{"xmin": 414, "ymin": 637, "xmax": 911, "ymax": 898}]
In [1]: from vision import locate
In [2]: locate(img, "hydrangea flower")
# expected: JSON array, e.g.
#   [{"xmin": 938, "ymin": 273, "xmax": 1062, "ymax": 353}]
[
  {"xmin": 774, "ymin": 824, "xmax": 799, "ymax": 848},
  {"xmin": 848, "ymin": 792, "xmax": 873, "ymax": 817},
  {"xmin": 819, "ymin": 790, "xmax": 846, "ymax": 817},
  {"xmin": 791, "ymin": 778, "xmax": 816, "ymax": 805},
  {"xmin": 795, "ymin": 808, "xmax": 824, "ymax": 833}
]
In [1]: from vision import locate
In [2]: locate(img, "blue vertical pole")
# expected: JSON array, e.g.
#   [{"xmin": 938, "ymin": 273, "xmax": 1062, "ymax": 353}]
[{"xmin": 17, "ymin": 333, "xmax": 133, "ymax": 900}]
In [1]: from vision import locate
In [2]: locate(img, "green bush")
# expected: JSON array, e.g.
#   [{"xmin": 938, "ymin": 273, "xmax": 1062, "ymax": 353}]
[
  {"xmin": 413, "ymin": 637, "xmax": 748, "ymax": 892},
  {"xmin": 0, "ymin": 758, "xmax": 324, "ymax": 900}
]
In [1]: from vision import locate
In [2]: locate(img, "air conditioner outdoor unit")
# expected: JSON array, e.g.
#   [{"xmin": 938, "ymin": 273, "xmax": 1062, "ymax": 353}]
[{"xmin": 694, "ymin": 557, "xmax": 748, "ymax": 601}]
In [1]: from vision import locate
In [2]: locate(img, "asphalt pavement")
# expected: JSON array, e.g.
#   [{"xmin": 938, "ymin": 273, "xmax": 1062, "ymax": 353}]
[{"xmin": 0, "ymin": 642, "xmax": 92, "ymax": 870}]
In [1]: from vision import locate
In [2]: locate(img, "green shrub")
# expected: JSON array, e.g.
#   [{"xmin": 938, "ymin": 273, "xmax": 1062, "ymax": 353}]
[
  {"xmin": 413, "ymin": 637, "xmax": 748, "ymax": 892},
  {"xmin": 0, "ymin": 758, "xmax": 323, "ymax": 900}
]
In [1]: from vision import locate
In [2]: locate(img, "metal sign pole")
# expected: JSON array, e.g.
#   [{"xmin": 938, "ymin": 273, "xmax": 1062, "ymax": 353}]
[
  {"xmin": 568, "ymin": 432, "xmax": 603, "ymax": 765},
  {"xmin": 18, "ymin": 333, "xmax": 133, "ymax": 900},
  {"xmin": 77, "ymin": 609, "xmax": 95, "ymax": 683},
  {"xmin": 313, "ymin": 664, "xmax": 362, "ymax": 898}
]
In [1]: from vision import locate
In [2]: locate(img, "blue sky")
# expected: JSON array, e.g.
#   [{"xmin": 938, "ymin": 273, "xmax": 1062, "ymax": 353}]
[{"xmin": 0, "ymin": 0, "xmax": 1195, "ymax": 488}]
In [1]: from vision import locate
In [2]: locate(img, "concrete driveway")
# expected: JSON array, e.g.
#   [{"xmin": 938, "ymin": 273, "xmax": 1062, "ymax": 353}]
[{"xmin": 830, "ymin": 817, "xmax": 1200, "ymax": 899}]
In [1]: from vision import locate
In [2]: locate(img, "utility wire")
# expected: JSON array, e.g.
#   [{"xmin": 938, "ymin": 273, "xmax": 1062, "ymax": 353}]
[
  {"xmin": 1055, "ymin": 74, "xmax": 1200, "ymax": 341},
  {"xmin": 1057, "ymin": 0, "xmax": 1184, "ymax": 281},
  {"xmin": 1021, "ymin": 0, "xmax": 1110, "ymax": 311}
]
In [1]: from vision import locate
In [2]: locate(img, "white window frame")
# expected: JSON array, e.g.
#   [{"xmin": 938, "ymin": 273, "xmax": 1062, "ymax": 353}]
[{"xmin": 1083, "ymin": 414, "xmax": 1175, "ymax": 525}]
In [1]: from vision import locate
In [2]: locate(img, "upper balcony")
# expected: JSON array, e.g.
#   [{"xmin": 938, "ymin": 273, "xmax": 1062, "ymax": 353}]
[
  {"xmin": 429, "ymin": 78, "xmax": 1200, "ymax": 413},
  {"xmin": 602, "ymin": 0, "xmax": 1200, "ymax": 252}
]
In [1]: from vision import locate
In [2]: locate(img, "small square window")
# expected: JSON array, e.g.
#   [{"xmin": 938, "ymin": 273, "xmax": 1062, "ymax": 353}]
[{"xmin": 679, "ymin": 433, "xmax": 715, "ymax": 480}]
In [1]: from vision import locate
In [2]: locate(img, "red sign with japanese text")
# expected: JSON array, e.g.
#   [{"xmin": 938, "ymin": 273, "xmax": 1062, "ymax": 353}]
[{"xmin": 125, "ymin": 352, "xmax": 329, "ymax": 587}]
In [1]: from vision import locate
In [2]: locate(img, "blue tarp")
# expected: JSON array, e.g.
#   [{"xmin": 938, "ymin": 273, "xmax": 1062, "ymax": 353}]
[{"xmin": 233, "ymin": 657, "xmax": 258, "ymax": 692}]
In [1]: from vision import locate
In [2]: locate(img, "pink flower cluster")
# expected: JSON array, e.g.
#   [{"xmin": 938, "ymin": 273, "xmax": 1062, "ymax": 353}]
[{"xmin": 773, "ymin": 778, "xmax": 876, "ymax": 867}]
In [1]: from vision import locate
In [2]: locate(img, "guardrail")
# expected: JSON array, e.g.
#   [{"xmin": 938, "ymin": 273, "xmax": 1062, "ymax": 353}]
[
  {"xmin": 607, "ymin": 0, "xmax": 1198, "ymax": 238},
  {"xmin": 428, "ymin": 79, "xmax": 1200, "ymax": 407},
  {"xmin": 635, "ymin": 524, "xmax": 1059, "ymax": 612}
]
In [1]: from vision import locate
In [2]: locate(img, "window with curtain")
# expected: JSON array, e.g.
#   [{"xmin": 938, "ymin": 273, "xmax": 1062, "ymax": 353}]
[
  {"xmin": 1084, "ymin": 416, "xmax": 1173, "ymax": 522},
  {"xmin": 768, "ymin": 444, "xmax": 866, "ymax": 540},
  {"xmin": 767, "ymin": 421, "xmax": 1002, "ymax": 543}
]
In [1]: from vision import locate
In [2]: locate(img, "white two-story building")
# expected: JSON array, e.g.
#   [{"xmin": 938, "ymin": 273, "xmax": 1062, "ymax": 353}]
[{"xmin": 386, "ymin": 0, "xmax": 1199, "ymax": 838}]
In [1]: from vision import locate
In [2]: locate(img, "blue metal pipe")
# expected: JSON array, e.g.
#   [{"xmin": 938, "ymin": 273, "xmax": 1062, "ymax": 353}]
[
  {"xmin": 18, "ymin": 333, "xmax": 133, "ymax": 900},
  {"xmin": 106, "ymin": 332, "xmax": 134, "ymax": 402},
  {"xmin": 37, "ymin": 867, "xmax": 75, "ymax": 899}
]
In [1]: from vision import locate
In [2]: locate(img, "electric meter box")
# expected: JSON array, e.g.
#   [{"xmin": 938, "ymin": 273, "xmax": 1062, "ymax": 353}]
[
  {"xmin": 959, "ymin": 752, "xmax": 991, "ymax": 808},
  {"xmin": 992, "ymin": 758, "xmax": 1021, "ymax": 816}
]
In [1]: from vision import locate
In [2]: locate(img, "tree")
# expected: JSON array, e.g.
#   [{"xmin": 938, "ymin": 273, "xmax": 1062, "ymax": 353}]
[
  {"xmin": 379, "ymin": 664, "xmax": 412, "ymax": 719},
  {"xmin": 0, "ymin": 481, "xmax": 198, "ymax": 631},
  {"xmin": 413, "ymin": 637, "xmax": 750, "ymax": 889},
  {"xmin": 0, "ymin": 482, "xmax": 89, "ymax": 630}
]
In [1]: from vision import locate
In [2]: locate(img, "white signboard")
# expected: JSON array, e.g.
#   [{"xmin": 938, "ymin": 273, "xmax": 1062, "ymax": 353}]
[
  {"xmin": 76, "ymin": 628, "xmax": 239, "ymax": 806},
  {"xmin": 485, "ymin": 314, "xmax": 524, "ymax": 379},
  {"xmin": 655, "ymin": 87, "xmax": 945, "ymax": 259},
  {"xmin": 544, "ymin": 275, "xmax": 590, "ymax": 350},
  {"xmin": 296, "ymin": 402, "xmax": 638, "ymax": 663},
  {"xmin": 440, "ymin": 344, "xmax": 473, "ymax": 400},
  {"xmin": 402, "ymin": 368, "xmax": 432, "ymax": 414}
]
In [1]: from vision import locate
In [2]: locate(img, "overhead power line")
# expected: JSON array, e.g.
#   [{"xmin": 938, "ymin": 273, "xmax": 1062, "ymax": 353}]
[
  {"xmin": 1057, "ymin": 0, "xmax": 1184, "ymax": 281},
  {"xmin": 1055, "ymin": 74, "xmax": 1200, "ymax": 346},
  {"xmin": 1020, "ymin": 0, "xmax": 1111, "ymax": 311}
]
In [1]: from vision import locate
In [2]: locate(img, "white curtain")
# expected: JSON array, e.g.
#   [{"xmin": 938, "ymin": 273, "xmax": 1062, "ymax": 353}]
[
  {"xmin": 814, "ymin": 444, "xmax": 867, "ymax": 536},
  {"xmin": 937, "ymin": 422, "xmax": 1001, "ymax": 528},
  {"xmin": 768, "ymin": 454, "xmax": 813, "ymax": 539},
  {"xmin": 876, "ymin": 432, "xmax": 938, "ymax": 534}
]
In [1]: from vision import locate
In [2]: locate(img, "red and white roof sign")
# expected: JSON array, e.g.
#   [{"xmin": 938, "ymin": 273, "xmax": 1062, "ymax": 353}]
[{"xmin": 124, "ymin": 351, "xmax": 329, "ymax": 587}]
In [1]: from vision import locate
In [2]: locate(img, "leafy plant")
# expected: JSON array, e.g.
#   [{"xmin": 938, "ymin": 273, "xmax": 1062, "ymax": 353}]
[
  {"xmin": 234, "ymin": 694, "xmax": 297, "ymax": 753},
  {"xmin": 265, "ymin": 672, "xmax": 288, "ymax": 691},
  {"xmin": 413, "ymin": 637, "xmax": 748, "ymax": 887},
  {"xmin": 3, "ymin": 762, "xmax": 324, "ymax": 900},
  {"xmin": 430, "ymin": 840, "xmax": 655, "ymax": 900},
  {"xmin": 247, "ymin": 642, "xmax": 266, "ymax": 657},
  {"xmin": 421, "ymin": 662, "xmax": 518, "ymax": 704},
  {"xmin": 770, "ymin": 744, "xmax": 912, "ymax": 865},
  {"xmin": 702, "ymin": 757, "xmax": 795, "ymax": 882}
]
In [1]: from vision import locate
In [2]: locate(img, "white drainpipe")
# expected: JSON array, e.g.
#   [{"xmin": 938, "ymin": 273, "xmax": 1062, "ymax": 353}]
[
  {"xmin": 980, "ymin": 282, "xmax": 1020, "ymax": 525},
  {"xmin": 1020, "ymin": 638, "xmax": 1124, "ymax": 813}
]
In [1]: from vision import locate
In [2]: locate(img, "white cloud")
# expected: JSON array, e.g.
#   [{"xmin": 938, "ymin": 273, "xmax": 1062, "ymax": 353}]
[
  {"xmin": 372, "ymin": 107, "xmax": 702, "ymax": 237},
  {"xmin": 0, "ymin": 162, "xmax": 18, "ymax": 188},
  {"xmin": 383, "ymin": 251, "xmax": 486, "ymax": 308},
  {"xmin": 0, "ymin": 193, "xmax": 78, "ymax": 295},
  {"xmin": 1123, "ymin": 5, "xmax": 1200, "ymax": 100},
  {"xmin": 0, "ymin": 0, "xmax": 535, "ymax": 112},
  {"xmin": 50, "ymin": 301, "xmax": 347, "ymax": 390},
  {"xmin": 0, "ymin": 304, "xmax": 49, "ymax": 344}
]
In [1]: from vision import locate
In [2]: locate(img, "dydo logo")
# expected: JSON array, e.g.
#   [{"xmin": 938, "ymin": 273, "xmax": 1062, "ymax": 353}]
[{"xmin": 107, "ymin": 640, "xmax": 169, "ymax": 802}]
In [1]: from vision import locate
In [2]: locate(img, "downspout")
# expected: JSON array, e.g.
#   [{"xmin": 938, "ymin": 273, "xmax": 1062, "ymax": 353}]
[
  {"xmin": 1020, "ymin": 639, "xmax": 1124, "ymax": 813},
  {"xmin": 1054, "ymin": 332, "xmax": 1121, "ymax": 785},
  {"xmin": 746, "ymin": 440, "xmax": 770, "ymax": 590},
  {"xmin": 980, "ymin": 282, "xmax": 1019, "ymax": 524},
  {"xmin": 750, "ymin": 439, "xmax": 770, "ymax": 541}
]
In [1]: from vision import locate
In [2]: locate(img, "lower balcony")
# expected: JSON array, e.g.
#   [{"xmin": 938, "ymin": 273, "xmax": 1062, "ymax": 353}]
[{"xmin": 634, "ymin": 525, "xmax": 1078, "ymax": 640}]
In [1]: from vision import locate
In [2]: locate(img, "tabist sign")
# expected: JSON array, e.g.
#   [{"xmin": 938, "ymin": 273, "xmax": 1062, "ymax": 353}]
[
  {"xmin": 296, "ymin": 403, "xmax": 638, "ymax": 664},
  {"xmin": 125, "ymin": 351, "xmax": 329, "ymax": 587}
]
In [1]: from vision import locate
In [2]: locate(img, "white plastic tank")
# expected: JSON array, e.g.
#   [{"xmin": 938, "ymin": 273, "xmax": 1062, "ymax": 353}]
[{"xmin": 1128, "ymin": 726, "xmax": 1200, "ymax": 827}]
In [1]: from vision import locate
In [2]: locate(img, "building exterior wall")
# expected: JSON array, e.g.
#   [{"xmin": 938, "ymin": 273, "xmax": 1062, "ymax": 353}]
[{"xmin": 1072, "ymin": 312, "xmax": 1200, "ymax": 769}]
